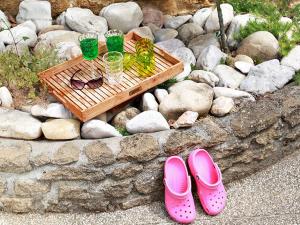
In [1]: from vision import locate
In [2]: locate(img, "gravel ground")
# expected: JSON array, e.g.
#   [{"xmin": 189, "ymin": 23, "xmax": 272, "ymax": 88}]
[{"xmin": 0, "ymin": 150, "xmax": 299, "ymax": 225}]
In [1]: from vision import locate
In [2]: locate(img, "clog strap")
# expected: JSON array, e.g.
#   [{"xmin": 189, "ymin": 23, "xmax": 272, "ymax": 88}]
[
  {"xmin": 164, "ymin": 176, "xmax": 192, "ymax": 200},
  {"xmin": 195, "ymin": 163, "xmax": 222, "ymax": 190}
]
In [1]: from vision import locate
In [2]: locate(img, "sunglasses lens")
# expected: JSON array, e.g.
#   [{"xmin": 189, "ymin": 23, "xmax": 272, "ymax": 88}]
[
  {"xmin": 87, "ymin": 77, "xmax": 103, "ymax": 89},
  {"xmin": 71, "ymin": 79, "xmax": 85, "ymax": 90}
]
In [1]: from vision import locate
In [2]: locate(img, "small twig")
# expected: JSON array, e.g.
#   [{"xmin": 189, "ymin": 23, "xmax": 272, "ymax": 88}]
[{"xmin": 216, "ymin": 0, "xmax": 230, "ymax": 54}]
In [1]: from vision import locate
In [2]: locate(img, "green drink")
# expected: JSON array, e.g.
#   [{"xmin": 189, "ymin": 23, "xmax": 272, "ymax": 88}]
[
  {"xmin": 79, "ymin": 33, "xmax": 99, "ymax": 79},
  {"xmin": 105, "ymin": 30, "xmax": 124, "ymax": 54},
  {"xmin": 80, "ymin": 38, "xmax": 99, "ymax": 60},
  {"xmin": 135, "ymin": 38, "xmax": 155, "ymax": 77}
]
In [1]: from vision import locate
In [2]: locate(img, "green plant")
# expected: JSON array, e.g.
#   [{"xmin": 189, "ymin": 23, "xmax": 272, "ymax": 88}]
[
  {"xmin": 157, "ymin": 78, "xmax": 177, "ymax": 89},
  {"xmin": 0, "ymin": 48, "xmax": 61, "ymax": 99},
  {"xmin": 294, "ymin": 71, "xmax": 300, "ymax": 85},
  {"xmin": 116, "ymin": 127, "xmax": 130, "ymax": 136}
]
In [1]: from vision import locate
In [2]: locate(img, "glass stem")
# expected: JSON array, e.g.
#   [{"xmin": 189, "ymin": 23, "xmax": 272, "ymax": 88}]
[{"xmin": 91, "ymin": 60, "xmax": 96, "ymax": 79}]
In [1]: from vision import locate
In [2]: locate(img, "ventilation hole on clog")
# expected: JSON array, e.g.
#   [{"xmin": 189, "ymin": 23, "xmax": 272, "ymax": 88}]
[
  {"xmin": 218, "ymin": 197, "xmax": 220, "ymax": 200},
  {"xmin": 189, "ymin": 211, "xmax": 192, "ymax": 214},
  {"xmin": 210, "ymin": 198, "xmax": 212, "ymax": 201},
  {"xmin": 180, "ymin": 215, "xmax": 182, "ymax": 217},
  {"xmin": 214, "ymin": 195, "xmax": 216, "ymax": 197},
  {"xmin": 186, "ymin": 216, "xmax": 188, "ymax": 219},
  {"xmin": 185, "ymin": 210, "xmax": 187, "ymax": 213},
  {"xmin": 180, "ymin": 209, "xmax": 182, "ymax": 212},
  {"xmin": 183, "ymin": 204, "xmax": 186, "ymax": 206},
  {"xmin": 188, "ymin": 205, "xmax": 191, "ymax": 207},
  {"xmin": 215, "ymin": 201, "xmax": 218, "ymax": 204},
  {"xmin": 217, "ymin": 207, "xmax": 219, "ymax": 209},
  {"xmin": 187, "ymin": 199, "xmax": 189, "ymax": 202},
  {"xmin": 222, "ymin": 197, "xmax": 224, "ymax": 199},
  {"xmin": 212, "ymin": 204, "xmax": 214, "ymax": 207},
  {"xmin": 175, "ymin": 211, "xmax": 177, "ymax": 214}
]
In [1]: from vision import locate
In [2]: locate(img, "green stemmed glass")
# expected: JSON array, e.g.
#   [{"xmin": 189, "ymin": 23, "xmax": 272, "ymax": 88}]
[{"xmin": 79, "ymin": 33, "xmax": 99, "ymax": 78}]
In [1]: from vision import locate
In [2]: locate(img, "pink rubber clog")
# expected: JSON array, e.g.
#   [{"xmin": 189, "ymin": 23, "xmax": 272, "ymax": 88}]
[
  {"xmin": 188, "ymin": 149, "xmax": 227, "ymax": 216},
  {"xmin": 164, "ymin": 156, "xmax": 196, "ymax": 224}
]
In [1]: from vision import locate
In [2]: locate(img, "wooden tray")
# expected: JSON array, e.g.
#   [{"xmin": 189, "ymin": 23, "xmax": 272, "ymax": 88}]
[{"xmin": 39, "ymin": 32, "xmax": 184, "ymax": 122}]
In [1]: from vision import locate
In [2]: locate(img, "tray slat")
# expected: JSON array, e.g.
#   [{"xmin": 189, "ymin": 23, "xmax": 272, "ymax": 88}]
[{"xmin": 39, "ymin": 32, "xmax": 184, "ymax": 122}]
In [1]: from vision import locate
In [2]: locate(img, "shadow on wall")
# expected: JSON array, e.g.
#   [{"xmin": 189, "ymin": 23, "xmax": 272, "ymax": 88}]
[{"xmin": 0, "ymin": 0, "xmax": 214, "ymax": 17}]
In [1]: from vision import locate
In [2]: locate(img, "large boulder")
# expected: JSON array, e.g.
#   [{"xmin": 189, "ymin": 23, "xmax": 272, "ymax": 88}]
[
  {"xmin": 281, "ymin": 45, "xmax": 300, "ymax": 71},
  {"xmin": 156, "ymin": 39, "xmax": 185, "ymax": 54},
  {"xmin": 0, "ymin": 22, "xmax": 37, "ymax": 47},
  {"xmin": 0, "ymin": 108, "xmax": 42, "ymax": 140},
  {"xmin": 65, "ymin": 7, "xmax": 107, "ymax": 34},
  {"xmin": 205, "ymin": 3, "xmax": 234, "ymax": 32},
  {"xmin": 100, "ymin": 2, "xmax": 143, "ymax": 33},
  {"xmin": 237, "ymin": 31, "xmax": 279, "ymax": 61},
  {"xmin": 16, "ymin": 0, "xmax": 52, "ymax": 32},
  {"xmin": 188, "ymin": 33, "xmax": 220, "ymax": 58},
  {"xmin": 240, "ymin": 59, "xmax": 295, "ymax": 95},
  {"xmin": 159, "ymin": 80, "xmax": 214, "ymax": 120}
]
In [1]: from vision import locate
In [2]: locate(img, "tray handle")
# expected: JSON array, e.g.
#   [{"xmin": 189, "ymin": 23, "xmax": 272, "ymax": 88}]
[{"xmin": 129, "ymin": 85, "xmax": 142, "ymax": 96}]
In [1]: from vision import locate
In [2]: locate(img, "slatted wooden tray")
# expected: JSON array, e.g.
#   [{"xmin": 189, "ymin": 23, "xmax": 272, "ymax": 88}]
[{"xmin": 39, "ymin": 32, "xmax": 184, "ymax": 122}]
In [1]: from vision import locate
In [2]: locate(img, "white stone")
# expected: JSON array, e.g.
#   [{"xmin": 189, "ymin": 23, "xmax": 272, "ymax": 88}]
[
  {"xmin": 164, "ymin": 15, "xmax": 192, "ymax": 29},
  {"xmin": 65, "ymin": 7, "xmax": 108, "ymax": 34},
  {"xmin": 56, "ymin": 41, "xmax": 82, "ymax": 60},
  {"xmin": 188, "ymin": 70, "xmax": 219, "ymax": 87},
  {"xmin": 281, "ymin": 45, "xmax": 300, "ymax": 71},
  {"xmin": 234, "ymin": 61, "xmax": 253, "ymax": 74},
  {"xmin": 16, "ymin": 0, "xmax": 52, "ymax": 32},
  {"xmin": 213, "ymin": 65, "xmax": 246, "ymax": 89},
  {"xmin": 172, "ymin": 47, "xmax": 196, "ymax": 65},
  {"xmin": 130, "ymin": 26, "xmax": 154, "ymax": 41},
  {"xmin": 0, "ymin": 87, "xmax": 13, "ymax": 108},
  {"xmin": 5, "ymin": 42, "xmax": 29, "ymax": 55},
  {"xmin": 159, "ymin": 80, "xmax": 214, "ymax": 120},
  {"xmin": 0, "ymin": 10, "xmax": 10, "ymax": 29},
  {"xmin": 172, "ymin": 111, "xmax": 199, "ymax": 128},
  {"xmin": 0, "ymin": 108, "xmax": 42, "ymax": 140},
  {"xmin": 20, "ymin": 21, "xmax": 37, "ymax": 33},
  {"xmin": 197, "ymin": 45, "xmax": 227, "ymax": 71},
  {"xmin": 31, "ymin": 103, "xmax": 72, "ymax": 119},
  {"xmin": 205, "ymin": 3, "xmax": 234, "ymax": 32},
  {"xmin": 154, "ymin": 89, "xmax": 168, "ymax": 103},
  {"xmin": 192, "ymin": 7, "xmax": 212, "ymax": 28},
  {"xmin": 240, "ymin": 59, "xmax": 295, "ymax": 95},
  {"xmin": 227, "ymin": 14, "xmax": 255, "ymax": 49},
  {"xmin": 81, "ymin": 120, "xmax": 121, "ymax": 139},
  {"xmin": 213, "ymin": 87, "xmax": 255, "ymax": 101},
  {"xmin": 188, "ymin": 33, "xmax": 220, "ymax": 58},
  {"xmin": 156, "ymin": 38, "xmax": 185, "ymax": 54},
  {"xmin": 42, "ymin": 119, "xmax": 80, "ymax": 140},
  {"xmin": 210, "ymin": 96, "xmax": 234, "ymax": 117},
  {"xmin": 100, "ymin": 2, "xmax": 143, "ymax": 33},
  {"xmin": 280, "ymin": 17, "xmax": 292, "ymax": 24},
  {"xmin": 0, "ymin": 22, "xmax": 37, "ymax": 47},
  {"xmin": 142, "ymin": 93, "xmax": 158, "ymax": 111},
  {"xmin": 175, "ymin": 63, "xmax": 192, "ymax": 81},
  {"xmin": 126, "ymin": 111, "xmax": 170, "ymax": 134}
]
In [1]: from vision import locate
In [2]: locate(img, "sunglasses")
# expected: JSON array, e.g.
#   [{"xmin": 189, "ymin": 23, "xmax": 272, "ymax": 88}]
[{"xmin": 70, "ymin": 69, "xmax": 104, "ymax": 90}]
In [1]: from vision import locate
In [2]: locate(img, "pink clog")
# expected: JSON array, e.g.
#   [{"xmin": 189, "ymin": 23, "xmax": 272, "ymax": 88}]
[
  {"xmin": 164, "ymin": 156, "xmax": 196, "ymax": 224},
  {"xmin": 188, "ymin": 149, "xmax": 227, "ymax": 216}
]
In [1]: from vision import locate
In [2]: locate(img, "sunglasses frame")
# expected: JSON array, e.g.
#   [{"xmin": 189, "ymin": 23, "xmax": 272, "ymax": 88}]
[{"xmin": 70, "ymin": 69, "xmax": 104, "ymax": 90}]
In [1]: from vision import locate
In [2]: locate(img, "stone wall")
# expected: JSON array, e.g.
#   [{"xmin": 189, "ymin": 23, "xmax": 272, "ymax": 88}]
[
  {"xmin": 0, "ymin": 84, "xmax": 299, "ymax": 213},
  {"xmin": 0, "ymin": 0, "xmax": 213, "ymax": 17}
]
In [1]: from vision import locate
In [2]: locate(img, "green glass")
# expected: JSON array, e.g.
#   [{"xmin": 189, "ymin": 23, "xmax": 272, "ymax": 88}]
[
  {"xmin": 79, "ymin": 36, "xmax": 98, "ymax": 60},
  {"xmin": 79, "ymin": 33, "xmax": 99, "ymax": 78},
  {"xmin": 135, "ymin": 38, "xmax": 155, "ymax": 77},
  {"xmin": 105, "ymin": 30, "xmax": 124, "ymax": 54}
]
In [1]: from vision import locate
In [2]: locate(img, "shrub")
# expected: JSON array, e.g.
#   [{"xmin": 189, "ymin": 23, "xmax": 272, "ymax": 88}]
[
  {"xmin": 0, "ymin": 48, "xmax": 61, "ymax": 99},
  {"xmin": 294, "ymin": 71, "xmax": 300, "ymax": 85},
  {"xmin": 157, "ymin": 78, "xmax": 177, "ymax": 89}
]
